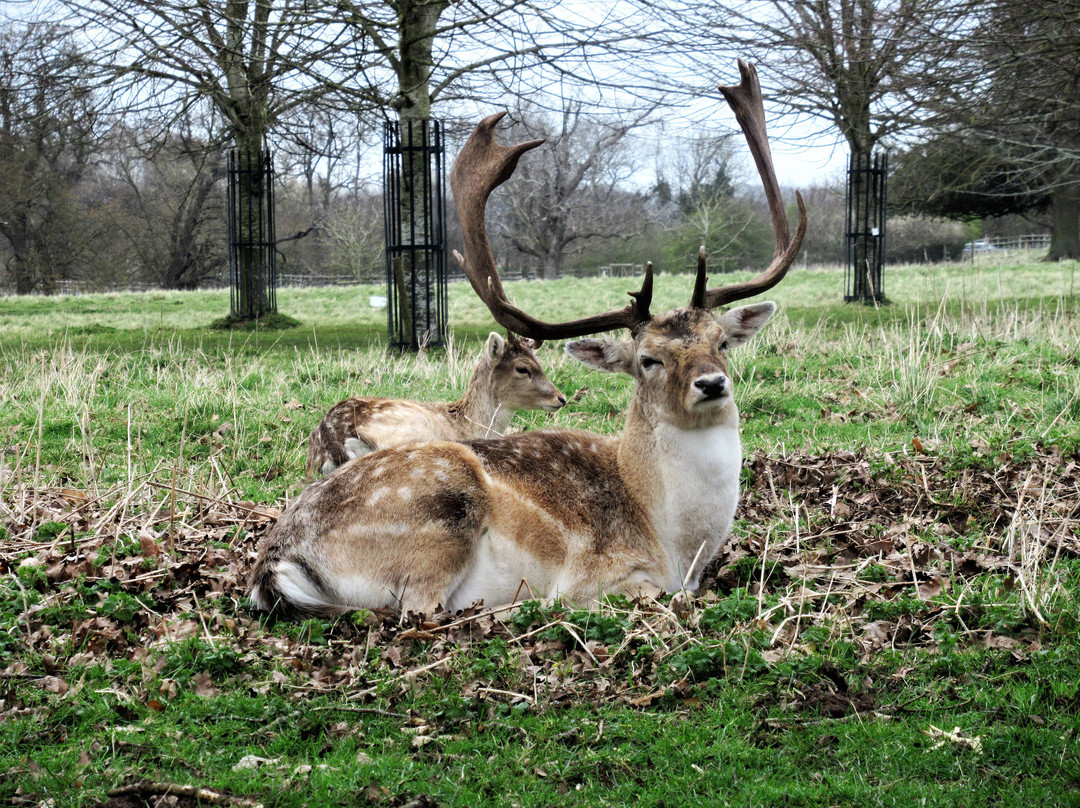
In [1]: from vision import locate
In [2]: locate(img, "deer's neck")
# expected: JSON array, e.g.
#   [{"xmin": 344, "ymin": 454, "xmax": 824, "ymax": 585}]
[
  {"xmin": 450, "ymin": 360, "xmax": 512, "ymax": 439},
  {"xmin": 618, "ymin": 400, "xmax": 742, "ymax": 591}
]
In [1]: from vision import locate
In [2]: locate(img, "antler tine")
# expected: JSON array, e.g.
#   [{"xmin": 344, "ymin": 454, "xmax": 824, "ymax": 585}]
[
  {"xmin": 702, "ymin": 60, "xmax": 807, "ymax": 310},
  {"xmin": 627, "ymin": 262, "xmax": 654, "ymax": 323},
  {"xmin": 690, "ymin": 246, "xmax": 707, "ymax": 308},
  {"xmin": 451, "ymin": 112, "xmax": 654, "ymax": 345}
]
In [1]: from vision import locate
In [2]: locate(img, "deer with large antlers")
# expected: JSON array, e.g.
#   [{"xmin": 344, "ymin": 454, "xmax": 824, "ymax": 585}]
[
  {"xmin": 305, "ymin": 332, "xmax": 567, "ymax": 476},
  {"xmin": 249, "ymin": 61, "xmax": 806, "ymax": 618}
]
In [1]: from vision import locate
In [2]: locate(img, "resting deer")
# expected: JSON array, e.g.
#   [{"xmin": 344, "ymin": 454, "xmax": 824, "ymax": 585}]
[
  {"xmin": 249, "ymin": 61, "xmax": 806, "ymax": 618},
  {"xmin": 305, "ymin": 333, "xmax": 566, "ymax": 476}
]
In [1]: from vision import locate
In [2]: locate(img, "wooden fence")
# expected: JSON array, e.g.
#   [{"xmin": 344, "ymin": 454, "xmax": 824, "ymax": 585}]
[
  {"xmin": 974, "ymin": 234, "xmax": 1052, "ymax": 252},
  {"xmin": 2, "ymin": 235, "xmax": 1058, "ymax": 296}
]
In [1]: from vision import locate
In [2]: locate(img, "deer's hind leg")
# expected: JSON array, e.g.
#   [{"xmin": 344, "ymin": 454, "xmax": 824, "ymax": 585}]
[
  {"xmin": 318, "ymin": 442, "xmax": 494, "ymax": 616},
  {"xmin": 384, "ymin": 485, "xmax": 494, "ymax": 615},
  {"xmin": 344, "ymin": 436, "xmax": 376, "ymax": 460}
]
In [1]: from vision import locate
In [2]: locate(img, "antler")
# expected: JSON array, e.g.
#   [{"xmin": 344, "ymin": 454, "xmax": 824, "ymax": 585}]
[
  {"xmin": 694, "ymin": 59, "xmax": 808, "ymax": 309},
  {"xmin": 451, "ymin": 111, "xmax": 654, "ymax": 346}
]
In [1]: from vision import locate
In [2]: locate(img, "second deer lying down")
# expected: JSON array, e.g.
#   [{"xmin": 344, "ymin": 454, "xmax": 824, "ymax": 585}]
[
  {"xmin": 305, "ymin": 333, "xmax": 566, "ymax": 476},
  {"xmin": 249, "ymin": 61, "xmax": 806, "ymax": 618}
]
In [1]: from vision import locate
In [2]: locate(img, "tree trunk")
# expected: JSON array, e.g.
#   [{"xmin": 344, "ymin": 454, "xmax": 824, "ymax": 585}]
[
  {"xmin": 165, "ymin": 172, "xmax": 217, "ymax": 290},
  {"xmin": 393, "ymin": 117, "xmax": 441, "ymax": 347},
  {"xmin": 12, "ymin": 255, "xmax": 37, "ymax": 295},
  {"xmin": 1046, "ymin": 182, "xmax": 1080, "ymax": 261},
  {"xmin": 845, "ymin": 148, "xmax": 886, "ymax": 303},
  {"xmin": 539, "ymin": 252, "xmax": 561, "ymax": 280},
  {"xmin": 389, "ymin": 0, "xmax": 450, "ymax": 348},
  {"xmin": 7, "ymin": 216, "xmax": 37, "ymax": 295},
  {"xmin": 848, "ymin": 148, "xmax": 869, "ymax": 301},
  {"xmin": 230, "ymin": 138, "xmax": 276, "ymax": 320}
]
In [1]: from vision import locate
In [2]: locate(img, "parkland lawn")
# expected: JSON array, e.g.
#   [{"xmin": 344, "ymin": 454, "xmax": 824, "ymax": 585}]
[{"xmin": 2, "ymin": 256, "xmax": 1079, "ymax": 807}]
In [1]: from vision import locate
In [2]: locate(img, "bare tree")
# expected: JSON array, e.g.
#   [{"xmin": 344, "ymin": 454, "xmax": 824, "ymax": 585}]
[
  {"xmin": 634, "ymin": 0, "xmax": 967, "ymax": 297},
  {"xmin": 912, "ymin": 0, "xmax": 1080, "ymax": 259},
  {"xmin": 318, "ymin": 190, "xmax": 384, "ymax": 281},
  {"xmin": 272, "ymin": 104, "xmax": 379, "ymax": 279},
  {"xmin": 0, "ymin": 21, "xmax": 106, "ymax": 294},
  {"xmin": 664, "ymin": 136, "xmax": 736, "ymax": 212},
  {"xmin": 275, "ymin": 105, "xmax": 377, "ymax": 217},
  {"xmin": 889, "ymin": 131, "xmax": 1054, "ymax": 219},
  {"xmin": 791, "ymin": 183, "xmax": 847, "ymax": 265},
  {"xmin": 628, "ymin": 0, "xmax": 959, "ymax": 154},
  {"xmin": 655, "ymin": 133, "xmax": 771, "ymax": 273},
  {"xmin": 341, "ymin": 1, "xmax": 644, "ymax": 122},
  {"xmin": 339, "ymin": 0, "xmax": 647, "ymax": 345},
  {"xmin": 53, "ymin": 0, "xmax": 374, "ymax": 317},
  {"xmin": 490, "ymin": 102, "xmax": 650, "ymax": 280},
  {"xmin": 108, "ymin": 122, "xmax": 228, "ymax": 290}
]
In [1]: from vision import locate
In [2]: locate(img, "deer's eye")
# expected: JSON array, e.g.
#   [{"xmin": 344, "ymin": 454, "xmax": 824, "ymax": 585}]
[
  {"xmin": 640, "ymin": 356, "xmax": 662, "ymax": 370},
  {"xmin": 720, "ymin": 340, "xmax": 729, "ymax": 351},
  {"xmin": 515, "ymin": 366, "xmax": 530, "ymax": 376}
]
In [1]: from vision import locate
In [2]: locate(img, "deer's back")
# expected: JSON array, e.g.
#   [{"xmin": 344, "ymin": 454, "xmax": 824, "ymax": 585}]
[
  {"xmin": 306, "ymin": 395, "xmax": 466, "ymax": 476},
  {"xmin": 464, "ymin": 430, "xmax": 643, "ymax": 544}
]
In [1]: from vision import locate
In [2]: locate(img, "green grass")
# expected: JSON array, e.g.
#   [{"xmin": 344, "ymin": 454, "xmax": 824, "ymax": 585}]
[
  {"xmin": 1, "ymin": 255, "xmax": 1079, "ymax": 806},
  {"xmin": 10, "ymin": 678, "xmax": 1076, "ymax": 806}
]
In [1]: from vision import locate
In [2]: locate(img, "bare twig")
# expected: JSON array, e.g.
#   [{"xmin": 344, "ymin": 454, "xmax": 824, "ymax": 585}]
[{"xmin": 107, "ymin": 782, "xmax": 263, "ymax": 807}]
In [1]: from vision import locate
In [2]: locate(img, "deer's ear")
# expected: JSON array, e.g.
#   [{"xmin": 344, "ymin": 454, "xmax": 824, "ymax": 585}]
[
  {"xmin": 486, "ymin": 332, "xmax": 506, "ymax": 358},
  {"xmin": 717, "ymin": 302, "xmax": 776, "ymax": 347},
  {"xmin": 565, "ymin": 337, "xmax": 635, "ymax": 375}
]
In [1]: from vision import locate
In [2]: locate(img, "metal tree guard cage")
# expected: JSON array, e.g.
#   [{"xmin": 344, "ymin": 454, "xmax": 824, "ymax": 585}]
[
  {"xmin": 383, "ymin": 118, "xmax": 448, "ymax": 349},
  {"xmin": 227, "ymin": 148, "xmax": 278, "ymax": 318},
  {"xmin": 845, "ymin": 151, "xmax": 887, "ymax": 303}
]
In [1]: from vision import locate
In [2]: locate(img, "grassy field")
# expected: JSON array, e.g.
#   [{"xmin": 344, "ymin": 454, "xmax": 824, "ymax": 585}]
[{"xmin": 1, "ymin": 255, "xmax": 1079, "ymax": 807}]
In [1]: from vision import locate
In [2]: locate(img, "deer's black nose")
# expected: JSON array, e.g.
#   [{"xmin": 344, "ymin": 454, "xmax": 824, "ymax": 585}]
[{"xmin": 694, "ymin": 375, "xmax": 727, "ymax": 400}]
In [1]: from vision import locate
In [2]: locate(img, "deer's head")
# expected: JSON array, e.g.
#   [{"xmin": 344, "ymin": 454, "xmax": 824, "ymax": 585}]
[
  {"xmin": 485, "ymin": 332, "xmax": 567, "ymax": 413},
  {"xmin": 451, "ymin": 61, "xmax": 806, "ymax": 425},
  {"xmin": 565, "ymin": 302, "xmax": 775, "ymax": 429}
]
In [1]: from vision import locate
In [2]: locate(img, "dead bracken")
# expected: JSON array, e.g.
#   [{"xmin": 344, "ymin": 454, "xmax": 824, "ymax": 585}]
[{"xmin": 2, "ymin": 447, "xmax": 1076, "ymax": 718}]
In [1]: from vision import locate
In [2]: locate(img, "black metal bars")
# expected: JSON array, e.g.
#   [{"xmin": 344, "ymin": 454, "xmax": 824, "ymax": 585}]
[
  {"xmin": 227, "ymin": 149, "xmax": 278, "ymax": 319},
  {"xmin": 383, "ymin": 119, "xmax": 448, "ymax": 349},
  {"xmin": 845, "ymin": 150, "xmax": 887, "ymax": 303}
]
